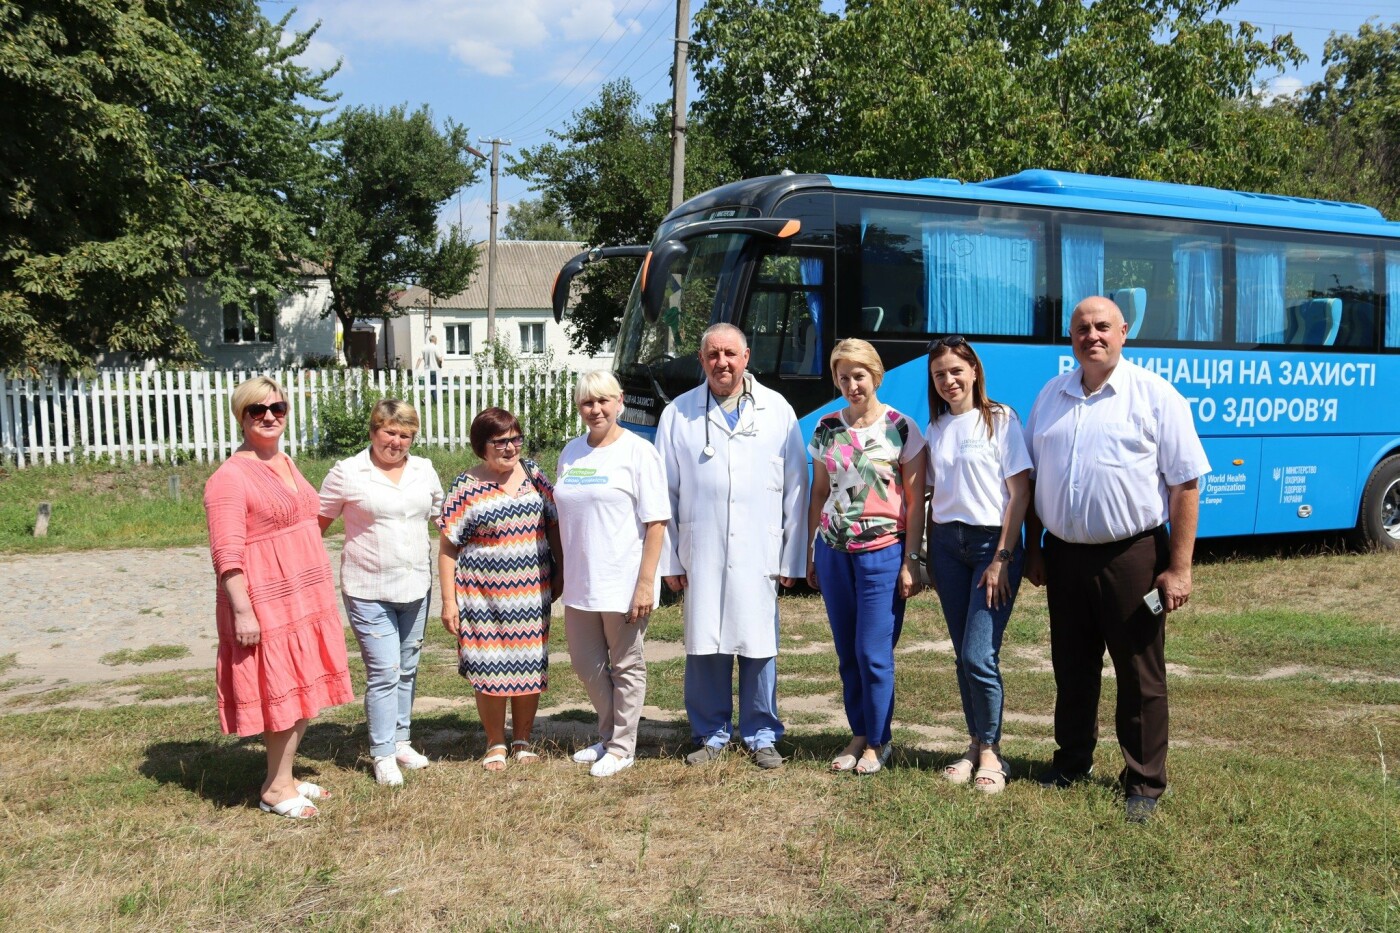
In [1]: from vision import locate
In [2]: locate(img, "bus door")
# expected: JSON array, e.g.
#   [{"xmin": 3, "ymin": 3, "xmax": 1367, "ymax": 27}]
[
  {"xmin": 1196, "ymin": 437, "xmax": 1262, "ymax": 536},
  {"xmin": 737, "ymin": 250, "xmax": 833, "ymax": 420}
]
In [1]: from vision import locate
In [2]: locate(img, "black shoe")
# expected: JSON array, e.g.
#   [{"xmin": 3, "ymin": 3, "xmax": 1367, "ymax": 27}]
[
  {"xmin": 1125, "ymin": 794, "xmax": 1158, "ymax": 823},
  {"xmin": 1036, "ymin": 765, "xmax": 1093, "ymax": 789}
]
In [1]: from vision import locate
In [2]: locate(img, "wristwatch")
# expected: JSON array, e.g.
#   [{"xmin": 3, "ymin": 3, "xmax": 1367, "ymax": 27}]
[{"xmin": 995, "ymin": 548, "xmax": 1013, "ymax": 562}]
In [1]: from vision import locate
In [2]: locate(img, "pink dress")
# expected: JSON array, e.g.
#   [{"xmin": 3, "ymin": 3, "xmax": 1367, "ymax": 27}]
[{"xmin": 204, "ymin": 454, "xmax": 354, "ymax": 736}]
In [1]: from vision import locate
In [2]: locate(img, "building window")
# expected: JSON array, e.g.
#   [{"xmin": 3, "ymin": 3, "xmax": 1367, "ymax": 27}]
[
  {"xmin": 597, "ymin": 337, "xmax": 616, "ymax": 354},
  {"xmin": 444, "ymin": 323, "xmax": 471, "ymax": 356},
  {"xmin": 519, "ymin": 322, "xmax": 545, "ymax": 355},
  {"xmin": 223, "ymin": 301, "xmax": 274, "ymax": 344}
]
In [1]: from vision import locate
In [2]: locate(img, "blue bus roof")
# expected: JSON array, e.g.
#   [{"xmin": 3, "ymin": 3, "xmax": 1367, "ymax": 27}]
[{"xmin": 826, "ymin": 170, "xmax": 1400, "ymax": 239}]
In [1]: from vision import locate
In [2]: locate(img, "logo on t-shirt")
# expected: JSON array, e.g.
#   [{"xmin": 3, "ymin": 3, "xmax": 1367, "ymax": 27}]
[{"xmin": 561, "ymin": 467, "xmax": 608, "ymax": 485}]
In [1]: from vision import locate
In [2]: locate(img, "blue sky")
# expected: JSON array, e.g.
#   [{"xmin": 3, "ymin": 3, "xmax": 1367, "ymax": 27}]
[{"xmin": 264, "ymin": 0, "xmax": 1400, "ymax": 242}]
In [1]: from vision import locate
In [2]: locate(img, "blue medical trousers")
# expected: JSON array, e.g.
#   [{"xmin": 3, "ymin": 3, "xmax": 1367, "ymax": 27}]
[{"xmin": 685, "ymin": 653, "xmax": 783, "ymax": 750}]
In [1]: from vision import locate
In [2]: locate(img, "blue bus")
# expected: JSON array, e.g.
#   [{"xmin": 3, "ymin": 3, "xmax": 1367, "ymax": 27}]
[{"xmin": 553, "ymin": 171, "xmax": 1400, "ymax": 549}]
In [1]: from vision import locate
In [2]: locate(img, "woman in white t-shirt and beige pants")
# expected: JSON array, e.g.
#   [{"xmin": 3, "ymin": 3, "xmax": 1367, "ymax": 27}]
[
  {"xmin": 553, "ymin": 371, "xmax": 671, "ymax": 778},
  {"xmin": 923, "ymin": 336, "xmax": 1032, "ymax": 795}
]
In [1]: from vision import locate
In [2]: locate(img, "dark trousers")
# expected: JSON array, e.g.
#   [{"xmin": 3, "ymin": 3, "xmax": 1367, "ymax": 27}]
[{"xmin": 1044, "ymin": 527, "xmax": 1169, "ymax": 799}]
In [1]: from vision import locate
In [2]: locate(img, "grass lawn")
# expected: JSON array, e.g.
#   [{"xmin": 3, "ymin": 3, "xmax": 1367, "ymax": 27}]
[
  {"xmin": 0, "ymin": 446, "xmax": 560, "ymax": 553},
  {"xmin": 1, "ymin": 459, "xmax": 1397, "ymax": 929}
]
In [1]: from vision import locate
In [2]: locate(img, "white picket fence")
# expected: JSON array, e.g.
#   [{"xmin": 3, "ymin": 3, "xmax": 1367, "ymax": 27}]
[{"xmin": 0, "ymin": 366, "xmax": 582, "ymax": 467}]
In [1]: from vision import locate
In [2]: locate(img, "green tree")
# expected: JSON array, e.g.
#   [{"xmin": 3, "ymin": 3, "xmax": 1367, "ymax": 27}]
[
  {"xmin": 509, "ymin": 80, "xmax": 735, "ymax": 353},
  {"xmin": 503, "ymin": 197, "xmax": 589, "ymax": 241},
  {"xmin": 317, "ymin": 105, "xmax": 481, "ymax": 357},
  {"xmin": 1290, "ymin": 22, "xmax": 1400, "ymax": 218},
  {"xmin": 693, "ymin": 0, "xmax": 1303, "ymax": 190},
  {"xmin": 0, "ymin": 0, "xmax": 338, "ymax": 374}
]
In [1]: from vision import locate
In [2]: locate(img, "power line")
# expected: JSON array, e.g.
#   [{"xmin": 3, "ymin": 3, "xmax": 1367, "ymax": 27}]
[
  {"xmin": 496, "ymin": 0, "xmax": 653, "ymax": 135},
  {"xmin": 505, "ymin": 9, "xmax": 675, "ymax": 144}
]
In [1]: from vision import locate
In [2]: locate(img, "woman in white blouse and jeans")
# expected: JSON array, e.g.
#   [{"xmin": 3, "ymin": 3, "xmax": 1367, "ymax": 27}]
[{"xmin": 319, "ymin": 400, "xmax": 444, "ymax": 785}]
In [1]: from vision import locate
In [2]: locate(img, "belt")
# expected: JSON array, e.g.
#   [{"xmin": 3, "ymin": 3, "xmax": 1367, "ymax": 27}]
[{"xmin": 1045, "ymin": 525, "xmax": 1163, "ymax": 549}]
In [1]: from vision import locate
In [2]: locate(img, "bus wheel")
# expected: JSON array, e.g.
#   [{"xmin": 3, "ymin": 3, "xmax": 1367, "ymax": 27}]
[{"xmin": 1356, "ymin": 455, "xmax": 1400, "ymax": 551}]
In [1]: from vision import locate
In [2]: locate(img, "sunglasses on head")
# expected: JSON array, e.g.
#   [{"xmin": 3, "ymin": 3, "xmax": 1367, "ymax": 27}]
[
  {"xmin": 926, "ymin": 334, "xmax": 968, "ymax": 352},
  {"xmin": 490, "ymin": 435, "xmax": 526, "ymax": 451},
  {"xmin": 245, "ymin": 401, "xmax": 289, "ymax": 419}
]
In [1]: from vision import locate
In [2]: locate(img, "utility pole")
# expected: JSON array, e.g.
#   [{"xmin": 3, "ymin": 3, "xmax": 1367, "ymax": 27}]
[
  {"xmin": 478, "ymin": 137, "xmax": 512, "ymax": 344},
  {"xmin": 669, "ymin": 0, "xmax": 690, "ymax": 211}
]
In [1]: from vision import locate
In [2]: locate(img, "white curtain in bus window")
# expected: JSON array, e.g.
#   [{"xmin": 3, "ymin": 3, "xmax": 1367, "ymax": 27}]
[
  {"xmin": 922, "ymin": 216, "xmax": 1040, "ymax": 335},
  {"xmin": 1387, "ymin": 252, "xmax": 1400, "ymax": 348},
  {"xmin": 1236, "ymin": 239, "xmax": 1288, "ymax": 343},
  {"xmin": 1173, "ymin": 237, "xmax": 1222, "ymax": 342},
  {"xmin": 1060, "ymin": 225, "xmax": 1104, "ymax": 335}
]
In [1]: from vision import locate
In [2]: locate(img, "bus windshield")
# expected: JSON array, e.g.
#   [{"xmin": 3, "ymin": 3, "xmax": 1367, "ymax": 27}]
[{"xmin": 617, "ymin": 230, "xmax": 749, "ymax": 378}]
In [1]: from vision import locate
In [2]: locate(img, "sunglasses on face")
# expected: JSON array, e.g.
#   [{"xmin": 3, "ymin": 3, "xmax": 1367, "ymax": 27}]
[
  {"xmin": 490, "ymin": 435, "xmax": 525, "ymax": 451},
  {"xmin": 246, "ymin": 401, "xmax": 289, "ymax": 419},
  {"xmin": 926, "ymin": 335, "xmax": 968, "ymax": 352}
]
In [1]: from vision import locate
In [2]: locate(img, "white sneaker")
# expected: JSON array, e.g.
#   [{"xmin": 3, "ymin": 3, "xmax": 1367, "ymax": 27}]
[
  {"xmin": 395, "ymin": 741, "xmax": 430, "ymax": 770},
  {"xmin": 572, "ymin": 741, "xmax": 606, "ymax": 764},
  {"xmin": 373, "ymin": 755, "xmax": 404, "ymax": 786},
  {"xmin": 590, "ymin": 753, "xmax": 634, "ymax": 778}
]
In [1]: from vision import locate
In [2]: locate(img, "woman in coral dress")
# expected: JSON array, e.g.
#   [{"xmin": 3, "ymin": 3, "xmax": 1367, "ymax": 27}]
[
  {"xmin": 204, "ymin": 376, "xmax": 354, "ymax": 818},
  {"xmin": 438, "ymin": 407, "xmax": 562, "ymax": 772}
]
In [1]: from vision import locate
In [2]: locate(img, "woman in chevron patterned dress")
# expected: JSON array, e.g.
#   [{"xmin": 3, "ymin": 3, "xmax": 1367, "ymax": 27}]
[{"xmin": 438, "ymin": 407, "xmax": 562, "ymax": 771}]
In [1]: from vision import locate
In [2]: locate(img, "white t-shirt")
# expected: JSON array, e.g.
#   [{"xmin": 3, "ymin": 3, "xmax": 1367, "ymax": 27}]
[
  {"xmin": 554, "ymin": 430, "xmax": 672, "ymax": 613},
  {"xmin": 924, "ymin": 406, "xmax": 1033, "ymax": 527}
]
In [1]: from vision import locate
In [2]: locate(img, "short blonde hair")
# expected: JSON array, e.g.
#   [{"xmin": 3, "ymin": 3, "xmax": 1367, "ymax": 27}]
[
  {"xmin": 574, "ymin": 369, "xmax": 622, "ymax": 405},
  {"xmin": 230, "ymin": 376, "xmax": 285, "ymax": 434},
  {"xmin": 829, "ymin": 338, "xmax": 885, "ymax": 388},
  {"xmin": 369, "ymin": 399, "xmax": 419, "ymax": 435}
]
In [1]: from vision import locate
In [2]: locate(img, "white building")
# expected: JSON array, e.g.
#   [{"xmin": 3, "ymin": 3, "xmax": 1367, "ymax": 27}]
[
  {"xmin": 390, "ymin": 240, "xmax": 610, "ymax": 372},
  {"xmin": 100, "ymin": 261, "xmax": 338, "ymax": 370}
]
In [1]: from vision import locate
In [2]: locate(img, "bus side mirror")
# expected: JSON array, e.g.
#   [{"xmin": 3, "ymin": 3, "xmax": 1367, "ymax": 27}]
[{"xmin": 551, "ymin": 245, "xmax": 650, "ymax": 322}]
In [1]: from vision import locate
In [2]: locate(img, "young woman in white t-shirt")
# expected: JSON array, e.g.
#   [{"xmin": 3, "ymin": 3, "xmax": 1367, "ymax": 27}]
[
  {"xmin": 924, "ymin": 336, "xmax": 1032, "ymax": 795},
  {"xmin": 553, "ymin": 370, "xmax": 670, "ymax": 778}
]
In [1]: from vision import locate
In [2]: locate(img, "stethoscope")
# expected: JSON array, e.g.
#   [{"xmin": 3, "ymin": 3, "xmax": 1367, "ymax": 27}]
[{"xmin": 702, "ymin": 385, "xmax": 755, "ymax": 458}]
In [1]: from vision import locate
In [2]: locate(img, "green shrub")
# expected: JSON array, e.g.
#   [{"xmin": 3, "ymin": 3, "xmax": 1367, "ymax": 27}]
[{"xmin": 316, "ymin": 381, "xmax": 383, "ymax": 458}]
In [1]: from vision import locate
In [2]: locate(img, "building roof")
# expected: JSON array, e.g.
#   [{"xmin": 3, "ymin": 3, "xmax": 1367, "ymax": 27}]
[{"xmin": 395, "ymin": 240, "xmax": 585, "ymax": 312}]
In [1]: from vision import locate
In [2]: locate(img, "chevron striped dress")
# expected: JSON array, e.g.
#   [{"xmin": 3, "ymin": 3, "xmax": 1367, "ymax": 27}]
[{"xmin": 438, "ymin": 460, "xmax": 557, "ymax": 695}]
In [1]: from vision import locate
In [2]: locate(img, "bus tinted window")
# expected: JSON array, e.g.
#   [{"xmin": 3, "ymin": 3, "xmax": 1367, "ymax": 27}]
[
  {"xmin": 859, "ymin": 207, "xmax": 1048, "ymax": 337},
  {"xmin": 742, "ymin": 254, "xmax": 824, "ymax": 376},
  {"xmin": 1061, "ymin": 223, "xmax": 1223, "ymax": 343},
  {"xmin": 1236, "ymin": 238, "xmax": 1377, "ymax": 348}
]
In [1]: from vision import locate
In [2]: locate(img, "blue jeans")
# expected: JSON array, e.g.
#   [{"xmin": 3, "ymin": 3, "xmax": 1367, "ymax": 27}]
[
  {"xmin": 685, "ymin": 653, "xmax": 783, "ymax": 750},
  {"xmin": 927, "ymin": 522, "xmax": 1023, "ymax": 746},
  {"xmin": 344, "ymin": 591, "xmax": 429, "ymax": 759},
  {"xmin": 813, "ymin": 538, "xmax": 905, "ymax": 747}
]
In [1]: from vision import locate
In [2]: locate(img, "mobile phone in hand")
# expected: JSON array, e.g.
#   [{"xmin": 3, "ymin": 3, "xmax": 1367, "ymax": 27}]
[{"xmin": 1143, "ymin": 588, "xmax": 1164, "ymax": 616}]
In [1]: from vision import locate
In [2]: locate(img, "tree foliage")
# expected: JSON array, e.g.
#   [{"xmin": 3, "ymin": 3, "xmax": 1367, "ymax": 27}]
[
  {"xmin": 509, "ymin": 80, "xmax": 735, "ymax": 353},
  {"xmin": 1288, "ymin": 22, "xmax": 1400, "ymax": 218},
  {"xmin": 692, "ymin": 0, "xmax": 1304, "ymax": 189},
  {"xmin": 316, "ymin": 105, "xmax": 480, "ymax": 352},
  {"xmin": 503, "ymin": 197, "xmax": 589, "ymax": 241},
  {"xmin": 0, "ymin": 0, "xmax": 337, "ymax": 374}
]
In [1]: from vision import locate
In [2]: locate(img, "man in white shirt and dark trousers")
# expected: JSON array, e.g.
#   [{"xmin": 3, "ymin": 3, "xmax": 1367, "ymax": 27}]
[{"xmin": 1024, "ymin": 296, "xmax": 1210, "ymax": 823}]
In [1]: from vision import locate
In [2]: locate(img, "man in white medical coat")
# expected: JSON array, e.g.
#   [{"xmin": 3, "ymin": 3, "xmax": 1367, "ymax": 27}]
[{"xmin": 657, "ymin": 323, "xmax": 810, "ymax": 769}]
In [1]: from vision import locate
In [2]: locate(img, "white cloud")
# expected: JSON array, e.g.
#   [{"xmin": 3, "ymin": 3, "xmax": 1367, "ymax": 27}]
[
  {"xmin": 303, "ymin": 0, "xmax": 636, "ymax": 77},
  {"xmin": 298, "ymin": 37, "xmax": 347, "ymax": 73},
  {"xmin": 1259, "ymin": 75, "xmax": 1305, "ymax": 103}
]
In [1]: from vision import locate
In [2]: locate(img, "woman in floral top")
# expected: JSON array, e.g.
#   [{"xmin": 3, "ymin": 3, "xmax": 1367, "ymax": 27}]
[{"xmin": 806, "ymin": 339, "xmax": 926, "ymax": 775}]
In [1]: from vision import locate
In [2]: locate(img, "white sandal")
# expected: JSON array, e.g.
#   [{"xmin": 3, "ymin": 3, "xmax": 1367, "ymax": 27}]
[
  {"xmin": 481, "ymin": 744, "xmax": 509, "ymax": 771},
  {"xmin": 511, "ymin": 740, "xmax": 541, "ymax": 763},
  {"xmin": 259, "ymin": 794, "xmax": 317, "ymax": 819},
  {"xmin": 943, "ymin": 743, "xmax": 980, "ymax": 785},
  {"xmin": 974, "ymin": 755, "xmax": 1011, "ymax": 795},
  {"xmin": 296, "ymin": 782, "xmax": 330, "ymax": 800}
]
